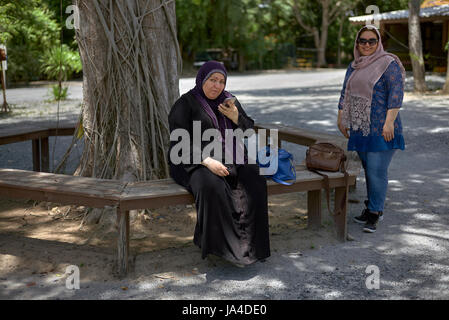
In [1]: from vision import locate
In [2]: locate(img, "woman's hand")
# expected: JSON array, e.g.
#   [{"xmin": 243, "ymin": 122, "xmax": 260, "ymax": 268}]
[
  {"xmin": 382, "ymin": 108, "xmax": 399, "ymax": 142},
  {"xmin": 338, "ymin": 121, "xmax": 350, "ymax": 139},
  {"xmin": 218, "ymin": 100, "xmax": 239, "ymax": 125},
  {"xmin": 201, "ymin": 157, "xmax": 229, "ymax": 177},
  {"xmin": 382, "ymin": 121, "xmax": 395, "ymax": 142},
  {"xmin": 337, "ymin": 110, "xmax": 350, "ymax": 139}
]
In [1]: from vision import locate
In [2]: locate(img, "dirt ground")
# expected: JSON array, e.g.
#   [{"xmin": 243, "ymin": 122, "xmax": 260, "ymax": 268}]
[{"xmin": 0, "ymin": 192, "xmax": 340, "ymax": 282}]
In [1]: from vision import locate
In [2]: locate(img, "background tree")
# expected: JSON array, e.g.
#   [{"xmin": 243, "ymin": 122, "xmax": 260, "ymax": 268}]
[
  {"xmin": 443, "ymin": 40, "xmax": 449, "ymax": 94},
  {"xmin": 289, "ymin": 0, "xmax": 360, "ymax": 67},
  {"xmin": 40, "ymin": 44, "xmax": 82, "ymax": 100},
  {"xmin": 353, "ymin": 0, "xmax": 409, "ymax": 14},
  {"xmin": 408, "ymin": 0, "xmax": 427, "ymax": 92},
  {"xmin": 43, "ymin": 0, "xmax": 76, "ymax": 46},
  {"xmin": 175, "ymin": 0, "xmax": 299, "ymax": 71},
  {"xmin": 74, "ymin": 0, "xmax": 181, "ymax": 183},
  {"xmin": 175, "ymin": 0, "xmax": 208, "ymax": 62},
  {"xmin": 0, "ymin": 0, "xmax": 60, "ymax": 82}
]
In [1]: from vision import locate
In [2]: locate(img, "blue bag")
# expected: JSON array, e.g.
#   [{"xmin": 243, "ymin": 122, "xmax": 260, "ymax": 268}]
[{"xmin": 257, "ymin": 146, "xmax": 296, "ymax": 185}]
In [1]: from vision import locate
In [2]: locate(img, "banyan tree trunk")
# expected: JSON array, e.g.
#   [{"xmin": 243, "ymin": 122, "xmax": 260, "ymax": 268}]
[{"xmin": 74, "ymin": 0, "xmax": 181, "ymax": 182}]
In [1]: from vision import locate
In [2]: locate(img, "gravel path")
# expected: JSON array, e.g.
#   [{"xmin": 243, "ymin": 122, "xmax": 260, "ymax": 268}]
[{"xmin": 0, "ymin": 70, "xmax": 448, "ymax": 300}]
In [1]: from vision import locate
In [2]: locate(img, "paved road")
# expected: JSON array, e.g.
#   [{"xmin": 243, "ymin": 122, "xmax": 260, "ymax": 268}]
[
  {"xmin": 4, "ymin": 82, "xmax": 83, "ymax": 103},
  {"xmin": 1, "ymin": 70, "xmax": 448, "ymax": 300}
]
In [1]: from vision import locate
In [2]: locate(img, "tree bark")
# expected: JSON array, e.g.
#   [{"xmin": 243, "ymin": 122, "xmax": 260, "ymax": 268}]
[
  {"xmin": 408, "ymin": 0, "xmax": 427, "ymax": 93},
  {"xmin": 318, "ymin": 0, "xmax": 330, "ymax": 67},
  {"xmin": 291, "ymin": 0, "xmax": 324, "ymax": 67},
  {"xmin": 444, "ymin": 41, "xmax": 449, "ymax": 94},
  {"xmin": 337, "ymin": 12, "xmax": 345, "ymax": 67},
  {"xmin": 74, "ymin": 0, "xmax": 181, "ymax": 182},
  {"xmin": 291, "ymin": 0, "xmax": 356, "ymax": 68}
]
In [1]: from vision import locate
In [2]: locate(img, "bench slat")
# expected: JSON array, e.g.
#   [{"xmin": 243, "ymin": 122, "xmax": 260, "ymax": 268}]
[
  {"xmin": 0, "ymin": 167, "xmax": 357, "ymax": 211},
  {"xmin": 121, "ymin": 169, "xmax": 323, "ymax": 199},
  {"xmin": 118, "ymin": 167, "xmax": 356, "ymax": 211},
  {"xmin": 0, "ymin": 126, "xmax": 75, "ymax": 146},
  {"xmin": 255, "ymin": 124, "xmax": 348, "ymax": 147},
  {"xmin": 0, "ymin": 169, "xmax": 125, "ymax": 201},
  {"xmin": 0, "ymin": 185, "xmax": 120, "ymax": 208}
]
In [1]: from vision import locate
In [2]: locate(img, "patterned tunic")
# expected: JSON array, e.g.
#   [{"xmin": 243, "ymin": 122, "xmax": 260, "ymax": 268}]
[{"xmin": 338, "ymin": 61, "xmax": 405, "ymax": 152}]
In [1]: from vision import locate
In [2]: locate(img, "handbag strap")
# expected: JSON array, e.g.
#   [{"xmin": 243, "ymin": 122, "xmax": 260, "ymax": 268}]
[{"xmin": 311, "ymin": 159, "xmax": 349, "ymax": 216}]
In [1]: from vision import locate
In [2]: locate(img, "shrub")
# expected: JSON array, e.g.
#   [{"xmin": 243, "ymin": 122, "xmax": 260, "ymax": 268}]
[{"xmin": 40, "ymin": 44, "xmax": 82, "ymax": 81}]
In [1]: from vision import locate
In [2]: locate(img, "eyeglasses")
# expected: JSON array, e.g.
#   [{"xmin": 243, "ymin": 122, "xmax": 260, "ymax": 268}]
[{"xmin": 357, "ymin": 38, "xmax": 378, "ymax": 46}]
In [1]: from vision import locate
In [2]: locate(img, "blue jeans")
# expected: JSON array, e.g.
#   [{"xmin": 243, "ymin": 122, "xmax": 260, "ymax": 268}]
[{"xmin": 357, "ymin": 149, "xmax": 396, "ymax": 213}]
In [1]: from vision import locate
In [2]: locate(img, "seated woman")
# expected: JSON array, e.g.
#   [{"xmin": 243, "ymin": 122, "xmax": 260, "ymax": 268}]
[{"xmin": 168, "ymin": 61, "xmax": 270, "ymax": 266}]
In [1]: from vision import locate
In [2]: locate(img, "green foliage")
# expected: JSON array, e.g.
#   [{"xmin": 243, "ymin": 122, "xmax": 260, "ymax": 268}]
[
  {"xmin": 50, "ymin": 84, "xmax": 68, "ymax": 101},
  {"xmin": 1, "ymin": 0, "xmax": 416, "ymax": 81},
  {"xmin": 40, "ymin": 44, "xmax": 82, "ymax": 81},
  {"xmin": 176, "ymin": 0, "xmax": 413, "ymax": 69},
  {"xmin": 354, "ymin": 0, "xmax": 409, "ymax": 15},
  {"xmin": 176, "ymin": 0, "xmax": 298, "ymax": 70},
  {"xmin": 41, "ymin": 0, "xmax": 77, "ymax": 48},
  {"xmin": 176, "ymin": 0, "xmax": 208, "ymax": 58},
  {"xmin": 0, "ymin": 0, "xmax": 60, "ymax": 82}
]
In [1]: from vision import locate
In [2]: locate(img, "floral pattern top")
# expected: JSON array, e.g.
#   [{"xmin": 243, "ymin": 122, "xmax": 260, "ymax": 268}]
[{"xmin": 338, "ymin": 60, "xmax": 405, "ymax": 152}]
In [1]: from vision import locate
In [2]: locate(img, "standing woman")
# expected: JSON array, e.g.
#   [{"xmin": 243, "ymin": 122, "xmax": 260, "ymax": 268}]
[
  {"xmin": 168, "ymin": 61, "xmax": 270, "ymax": 266},
  {"xmin": 337, "ymin": 25, "xmax": 406, "ymax": 233}
]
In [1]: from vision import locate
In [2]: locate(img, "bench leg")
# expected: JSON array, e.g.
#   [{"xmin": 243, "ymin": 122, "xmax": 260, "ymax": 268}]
[
  {"xmin": 307, "ymin": 190, "xmax": 321, "ymax": 229},
  {"xmin": 117, "ymin": 208, "xmax": 130, "ymax": 277},
  {"xmin": 32, "ymin": 139, "xmax": 40, "ymax": 172},
  {"xmin": 334, "ymin": 186, "xmax": 348, "ymax": 242},
  {"xmin": 41, "ymin": 137, "xmax": 49, "ymax": 173}
]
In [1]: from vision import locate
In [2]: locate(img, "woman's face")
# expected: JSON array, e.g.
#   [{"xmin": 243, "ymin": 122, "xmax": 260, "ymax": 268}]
[
  {"xmin": 202, "ymin": 72, "xmax": 226, "ymax": 100},
  {"xmin": 357, "ymin": 30, "xmax": 379, "ymax": 56}
]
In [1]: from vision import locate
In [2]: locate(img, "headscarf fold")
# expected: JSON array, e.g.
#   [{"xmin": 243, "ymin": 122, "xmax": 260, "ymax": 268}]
[{"xmin": 341, "ymin": 25, "xmax": 406, "ymax": 136}]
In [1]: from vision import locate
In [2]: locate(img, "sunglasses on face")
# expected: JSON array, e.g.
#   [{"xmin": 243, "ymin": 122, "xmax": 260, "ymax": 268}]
[{"xmin": 357, "ymin": 38, "xmax": 378, "ymax": 46}]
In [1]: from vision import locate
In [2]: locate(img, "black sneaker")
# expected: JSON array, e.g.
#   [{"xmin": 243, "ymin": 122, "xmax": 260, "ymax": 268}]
[
  {"xmin": 363, "ymin": 211, "xmax": 381, "ymax": 233},
  {"xmin": 353, "ymin": 208, "xmax": 370, "ymax": 224},
  {"xmin": 354, "ymin": 209, "xmax": 383, "ymax": 224},
  {"xmin": 353, "ymin": 201, "xmax": 383, "ymax": 224}
]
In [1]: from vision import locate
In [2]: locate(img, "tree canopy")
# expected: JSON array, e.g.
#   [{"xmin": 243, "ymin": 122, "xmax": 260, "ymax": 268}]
[
  {"xmin": 175, "ymin": 0, "xmax": 413, "ymax": 70},
  {"xmin": 0, "ymin": 0, "xmax": 419, "ymax": 81},
  {"xmin": 0, "ymin": 0, "xmax": 60, "ymax": 81}
]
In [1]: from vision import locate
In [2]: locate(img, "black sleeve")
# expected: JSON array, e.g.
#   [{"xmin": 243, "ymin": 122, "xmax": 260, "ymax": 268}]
[
  {"xmin": 233, "ymin": 98, "xmax": 254, "ymax": 131},
  {"xmin": 168, "ymin": 96, "xmax": 202, "ymax": 174}
]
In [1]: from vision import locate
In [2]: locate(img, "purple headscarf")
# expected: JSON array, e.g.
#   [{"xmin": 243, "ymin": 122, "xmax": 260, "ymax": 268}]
[
  {"xmin": 191, "ymin": 61, "xmax": 245, "ymax": 164},
  {"xmin": 191, "ymin": 61, "xmax": 234, "ymax": 137}
]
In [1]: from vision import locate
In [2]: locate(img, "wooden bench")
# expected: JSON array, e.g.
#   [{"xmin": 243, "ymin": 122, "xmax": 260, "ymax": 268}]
[
  {"xmin": 0, "ymin": 124, "xmax": 360, "ymax": 277},
  {"xmin": 0, "ymin": 125, "xmax": 75, "ymax": 172}
]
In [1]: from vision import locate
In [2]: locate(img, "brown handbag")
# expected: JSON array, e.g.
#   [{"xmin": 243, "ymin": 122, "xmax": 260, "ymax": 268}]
[{"xmin": 306, "ymin": 142, "xmax": 349, "ymax": 216}]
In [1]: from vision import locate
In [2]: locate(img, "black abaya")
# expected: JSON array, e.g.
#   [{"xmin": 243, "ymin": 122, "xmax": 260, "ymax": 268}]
[{"xmin": 168, "ymin": 91, "xmax": 270, "ymax": 265}]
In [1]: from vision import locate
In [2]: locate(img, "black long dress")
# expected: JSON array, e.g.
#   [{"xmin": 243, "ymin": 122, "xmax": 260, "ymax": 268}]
[{"xmin": 168, "ymin": 91, "xmax": 270, "ymax": 265}]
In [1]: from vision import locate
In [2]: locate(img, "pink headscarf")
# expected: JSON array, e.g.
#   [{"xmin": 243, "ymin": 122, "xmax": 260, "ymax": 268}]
[{"xmin": 341, "ymin": 25, "xmax": 405, "ymax": 136}]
